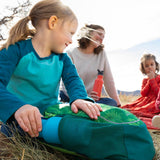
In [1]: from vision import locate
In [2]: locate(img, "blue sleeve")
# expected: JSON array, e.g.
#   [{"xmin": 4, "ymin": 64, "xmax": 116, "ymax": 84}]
[
  {"xmin": 0, "ymin": 44, "xmax": 26, "ymax": 123},
  {"xmin": 61, "ymin": 54, "xmax": 93, "ymax": 104}
]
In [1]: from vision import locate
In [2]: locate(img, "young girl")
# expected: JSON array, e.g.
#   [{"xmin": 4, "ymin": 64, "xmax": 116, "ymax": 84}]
[
  {"xmin": 0, "ymin": 0, "xmax": 102, "ymax": 139},
  {"xmin": 60, "ymin": 24, "xmax": 121, "ymax": 107},
  {"xmin": 121, "ymin": 53, "xmax": 160, "ymax": 119}
]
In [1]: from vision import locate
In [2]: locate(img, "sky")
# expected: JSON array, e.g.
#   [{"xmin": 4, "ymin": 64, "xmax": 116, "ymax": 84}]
[
  {"xmin": 1, "ymin": 0, "xmax": 160, "ymax": 51},
  {"xmin": 61, "ymin": 0, "xmax": 160, "ymax": 51},
  {"xmin": 1, "ymin": 0, "xmax": 160, "ymax": 91},
  {"xmin": 61, "ymin": 0, "xmax": 160, "ymax": 91}
]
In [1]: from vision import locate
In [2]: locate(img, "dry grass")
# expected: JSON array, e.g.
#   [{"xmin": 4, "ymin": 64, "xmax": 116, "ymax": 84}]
[
  {"xmin": 0, "ymin": 129, "xmax": 70, "ymax": 160},
  {"xmin": 0, "ymin": 94, "xmax": 159, "ymax": 160},
  {"xmin": 119, "ymin": 92, "xmax": 140, "ymax": 106}
]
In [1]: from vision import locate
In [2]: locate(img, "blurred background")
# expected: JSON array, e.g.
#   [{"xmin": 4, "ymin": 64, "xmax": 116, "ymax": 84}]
[{"xmin": 1, "ymin": 0, "xmax": 160, "ymax": 92}]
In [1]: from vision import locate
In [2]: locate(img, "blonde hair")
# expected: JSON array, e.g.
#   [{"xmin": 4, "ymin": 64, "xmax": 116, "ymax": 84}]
[
  {"xmin": 140, "ymin": 53, "xmax": 159, "ymax": 75},
  {"xmin": 1, "ymin": 0, "xmax": 77, "ymax": 50}
]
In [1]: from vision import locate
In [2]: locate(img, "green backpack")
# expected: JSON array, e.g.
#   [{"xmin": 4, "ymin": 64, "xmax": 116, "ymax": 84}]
[{"xmin": 43, "ymin": 103, "xmax": 155, "ymax": 160}]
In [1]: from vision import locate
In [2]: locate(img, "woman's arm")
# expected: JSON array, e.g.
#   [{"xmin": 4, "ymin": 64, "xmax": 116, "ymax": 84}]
[{"xmin": 103, "ymin": 51, "xmax": 121, "ymax": 106}]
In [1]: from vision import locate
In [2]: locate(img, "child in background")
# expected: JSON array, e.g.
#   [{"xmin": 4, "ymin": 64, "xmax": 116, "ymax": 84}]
[
  {"xmin": 121, "ymin": 53, "xmax": 160, "ymax": 118},
  {"xmin": 0, "ymin": 0, "xmax": 102, "ymax": 140}
]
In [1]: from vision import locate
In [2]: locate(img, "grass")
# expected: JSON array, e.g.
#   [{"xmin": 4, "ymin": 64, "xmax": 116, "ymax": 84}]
[
  {"xmin": 0, "ymin": 94, "xmax": 159, "ymax": 160},
  {"xmin": 119, "ymin": 92, "xmax": 140, "ymax": 106},
  {"xmin": 0, "ymin": 129, "xmax": 69, "ymax": 160}
]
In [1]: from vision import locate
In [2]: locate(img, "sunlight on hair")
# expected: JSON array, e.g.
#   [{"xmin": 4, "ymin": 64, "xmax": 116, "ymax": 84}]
[{"xmin": 77, "ymin": 26, "xmax": 103, "ymax": 46}]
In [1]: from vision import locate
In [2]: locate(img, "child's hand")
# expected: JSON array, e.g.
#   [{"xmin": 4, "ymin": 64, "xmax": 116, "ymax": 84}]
[
  {"xmin": 71, "ymin": 99, "xmax": 102, "ymax": 119},
  {"xmin": 14, "ymin": 104, "xmax": 43, "ymax": 137},
  {"xmin": 147, "ymin": 71, "xmax": 155, "ymax": 79}
]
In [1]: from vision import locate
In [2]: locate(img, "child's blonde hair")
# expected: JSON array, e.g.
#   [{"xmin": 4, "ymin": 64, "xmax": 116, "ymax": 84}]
[
  {"xmin": 140, "ymin": 53, "xmax": 159, "ymax": 74},
  {"xmin": 1, "ymin": 0, "xmax": 77, "ymax": 50}
]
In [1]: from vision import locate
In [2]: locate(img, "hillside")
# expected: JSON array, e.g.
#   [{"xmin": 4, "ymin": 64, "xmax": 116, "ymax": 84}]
[
  {"xmin": 126, "ymin": 38, "xmax": 160, "ymax": 54},
  {"xmin": 118, "ymin": 90, "xmax": 140, "ymax": 96}
]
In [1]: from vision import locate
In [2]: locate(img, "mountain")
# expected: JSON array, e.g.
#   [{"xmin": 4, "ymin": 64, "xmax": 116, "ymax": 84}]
[
  {"xmin": 102, "ymin": 88, "xmax": 141, "ymax": 96},
  {"xmin": 108, "ymin": 38, "xmax": 160, "ymax": 55},
  {"xmin": 126, "ymin": 38, "xmax": 160, "ymax": 54},
  {"xmin": 117, "ymin": 90, "xmax": 140, "ymax": 96}
]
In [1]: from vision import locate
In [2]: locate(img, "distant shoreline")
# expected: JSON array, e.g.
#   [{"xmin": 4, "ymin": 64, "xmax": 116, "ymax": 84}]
[{"xmin": 118, "ymin": 90, "xmax": 140, "ymax": 96}]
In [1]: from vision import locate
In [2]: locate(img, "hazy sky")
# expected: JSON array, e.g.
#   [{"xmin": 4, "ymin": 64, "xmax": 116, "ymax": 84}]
[
  {"xmin": 61, "ymin": 0, "xmax": 160, "ymax": 91},
  {"xmin": 1, "ymin": 0, "xmax": 160, "ymax": 51},
  {"xmin": 61, "ymin": 0, "xmax": 160, "ymax": 51}
]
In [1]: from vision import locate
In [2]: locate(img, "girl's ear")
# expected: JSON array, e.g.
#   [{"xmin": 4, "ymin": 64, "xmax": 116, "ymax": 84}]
[{"xmin": 48, "ymin": 16, "xmax": 58, "ymax": 29}]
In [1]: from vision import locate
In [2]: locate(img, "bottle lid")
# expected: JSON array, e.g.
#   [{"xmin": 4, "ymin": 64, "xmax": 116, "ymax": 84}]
[{"xmin": 97, "ymin": 69, "xmax": 104, "ymax": 75}]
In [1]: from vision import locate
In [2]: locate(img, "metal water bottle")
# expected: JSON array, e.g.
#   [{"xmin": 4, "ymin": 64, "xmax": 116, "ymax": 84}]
[{"xmin": 92, "ymin": 69, "xmax": 104, "ymax": 99}]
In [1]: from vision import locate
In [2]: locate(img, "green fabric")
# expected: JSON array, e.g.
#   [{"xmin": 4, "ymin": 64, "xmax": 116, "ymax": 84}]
[
  {"xmin": 44, "ymin": 104, "xmax": 155, "ymax": 160},
  {"xmin": 45, "ymin": 103, "xmax": 142, "ymax": 125}
]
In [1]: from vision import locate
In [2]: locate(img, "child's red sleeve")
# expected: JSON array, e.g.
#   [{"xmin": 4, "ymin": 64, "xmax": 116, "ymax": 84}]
[
  {"xmin": 140, "ymin": 78, "xmax": 150, "ymax": 97},
  {"xmin": 149, "ymin": 78, "xmax": 159, "ymax": 96}
]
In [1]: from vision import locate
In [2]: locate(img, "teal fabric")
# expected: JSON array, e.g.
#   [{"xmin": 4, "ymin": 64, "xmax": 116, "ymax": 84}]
[
  {"xmin": 44, "ymin": 104, "xmax": 155, "ymax": 160},
  {"xmin": 0, "ymin": 39, "xmax": 92, "ymax": 123},
  {"xmin": 7, "ymin": 51, "xmax": 62, "ymax": 109}
]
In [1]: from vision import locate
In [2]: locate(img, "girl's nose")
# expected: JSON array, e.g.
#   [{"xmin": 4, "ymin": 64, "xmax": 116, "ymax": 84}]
[{"xmin": 149, "ymin": 65, "xmax": 152, "ymax": 68}]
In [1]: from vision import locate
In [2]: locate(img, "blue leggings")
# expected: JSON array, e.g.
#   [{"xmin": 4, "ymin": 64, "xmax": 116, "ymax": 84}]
[
  {"xmin": 60, "ymin": 90, "xmax": 118, "ymax": 107},
  {"xmin": 1, "ymin": 116, "xmax": 62, "ymax": 144}
]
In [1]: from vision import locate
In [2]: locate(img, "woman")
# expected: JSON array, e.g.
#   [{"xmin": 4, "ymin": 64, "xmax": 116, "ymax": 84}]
[{"xmin": 60, "ymin": 24, "xmax": 121, "ymax": 107}]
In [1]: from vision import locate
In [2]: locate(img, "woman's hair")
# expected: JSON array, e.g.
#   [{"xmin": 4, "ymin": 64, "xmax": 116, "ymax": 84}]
[
  {"xmin": 140, "ymin": 53, "xmax": 160, "ymax": 74},
  {"xmin": 1, "ymin": 0, "xmax": 77, "ymax": 50},
  {"xmin": 77, "ymin": 24, "xmax": 105, "ymax": 54}
]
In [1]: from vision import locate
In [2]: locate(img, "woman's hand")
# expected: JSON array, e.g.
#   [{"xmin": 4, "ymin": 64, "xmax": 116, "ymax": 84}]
[
  {"xmin": 89, "ymin": 91, "xmax": 100, "ymax": 101},
  {"xmin": 14, "ymin": 104, "xmax": 43, "ymax": 137},
  {"xmin": 71, "ymin": 99, "xmax": 102, "ymax": 119}
]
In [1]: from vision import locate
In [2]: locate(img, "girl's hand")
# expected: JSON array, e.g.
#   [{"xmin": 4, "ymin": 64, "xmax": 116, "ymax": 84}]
[
  {"xmin": 14, "ymin": 104, "xmax": 43, "ymax": 137},
  {"xmin": 71, "ymin": 99, "xmax": 102, "ymax": 119},
  {"xmin": 89, "ymin": 91, "xmax": 99, "ymax": 101},
  {"xmin": 147, "ymin": 71, "xmax": 155, "ymax": 79}
]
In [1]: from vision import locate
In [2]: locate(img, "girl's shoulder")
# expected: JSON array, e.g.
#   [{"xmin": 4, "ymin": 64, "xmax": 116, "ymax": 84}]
[
  {"xmin": 156, "ymin": 74, "xmax": 160, "ymax": 78},
  {"xmin": 142, "ymin": 77, "xmax": 149, "ymax": 83},
  {"xmin": 142, "ymin": 74, "xmax": 160, "ymax": 83},
  {"xmin": 13, "ymin": 39, "xmax": 31, "ymax": 49},
  {"xmin": 100, "ymin": 49, "xmax": 107, "ymax": 57},
  {"xmin": 156, "ymin": 74, "xmax": 160, "ymax": 81},
  {"xmin": 0, "ymin": 39, "xmax": 30, "ymax": 57}
]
